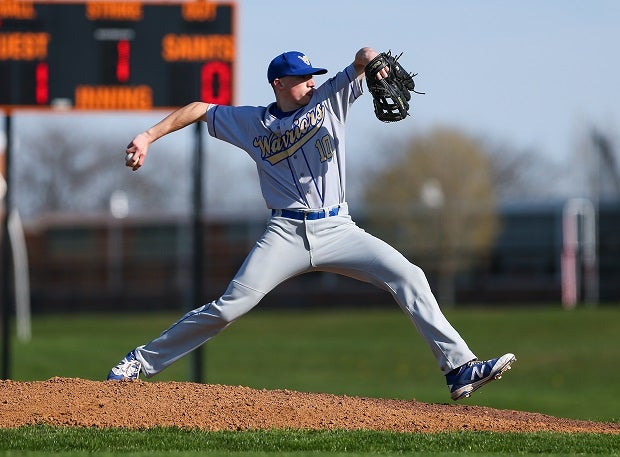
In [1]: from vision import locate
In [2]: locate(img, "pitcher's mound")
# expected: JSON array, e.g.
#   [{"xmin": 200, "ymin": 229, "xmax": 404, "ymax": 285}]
[{"xmin": 1, "ymin": 378, "xmax": 617, "ymax": 433}]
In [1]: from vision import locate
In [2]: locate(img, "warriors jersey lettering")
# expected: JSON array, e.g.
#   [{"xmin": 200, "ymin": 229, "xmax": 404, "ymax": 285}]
[
  {"xmin": 254, "ymin": 103, "xmax": 326, "ymax": 165},
  {"xmin": 205, "ymin": 64, "xmax": 363, "ymax": 210}
]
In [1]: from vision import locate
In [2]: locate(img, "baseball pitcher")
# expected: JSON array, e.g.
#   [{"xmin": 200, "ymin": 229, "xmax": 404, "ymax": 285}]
[{"xmin": 108, "ymin": 47, "xmax": 515, "ymax": 401}]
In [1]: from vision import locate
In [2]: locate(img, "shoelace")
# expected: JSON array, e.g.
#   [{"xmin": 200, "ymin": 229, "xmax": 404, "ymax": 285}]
[
  {"xmin": 114, "ymin": 359, "xmax": 140, "ymax": 376},
  {"xmin": 447, "ymin": 359, "xmax": 481, "ymax": 378}
]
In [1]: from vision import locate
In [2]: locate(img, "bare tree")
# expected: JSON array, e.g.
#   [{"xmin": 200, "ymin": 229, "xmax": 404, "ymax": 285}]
[
  {"xmin": 589, "ymin": 127, "xmax": 620, "ymax": 200},
  {"xmin": 483, "ymin": 139, "xmax": 564, "ymax": 202},
  {"xmin": 14, "ymin": 126, "xmax": 188, "ymax": 220}
]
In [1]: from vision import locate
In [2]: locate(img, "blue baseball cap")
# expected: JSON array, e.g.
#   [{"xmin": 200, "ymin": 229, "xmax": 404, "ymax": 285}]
[{"xmin": 267, "ymin": 51, "xmax": 327, "ymax": 83}]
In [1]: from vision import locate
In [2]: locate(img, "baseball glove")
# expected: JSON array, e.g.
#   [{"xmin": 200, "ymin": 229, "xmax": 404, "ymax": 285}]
[{"xmin": 364, "ymin": 51, "xmax": 423, "ymax": 122}]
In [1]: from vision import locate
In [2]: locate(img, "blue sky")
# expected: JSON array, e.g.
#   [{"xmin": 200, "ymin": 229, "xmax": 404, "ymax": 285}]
[{"xmin": 236, "ymin": 0, "xmax": 619, "ymax": 163}]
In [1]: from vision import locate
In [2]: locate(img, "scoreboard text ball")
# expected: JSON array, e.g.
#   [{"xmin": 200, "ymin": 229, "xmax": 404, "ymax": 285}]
[{"xmin": 0, "ymin": 1, "xmax": 235, "ymax": 110}]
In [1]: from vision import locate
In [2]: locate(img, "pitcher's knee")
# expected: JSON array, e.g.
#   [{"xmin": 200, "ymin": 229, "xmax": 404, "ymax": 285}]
[
  {"xmin": 212, "ymin": 280, "xmax": 265, "ymax": 323},
  {"xmin": 403, "ymin": 263, "xmax": 429, "ymax": 284},
  {"xmin": 416, "ymin": 264, "xmax": 430, "ymax": 281}
]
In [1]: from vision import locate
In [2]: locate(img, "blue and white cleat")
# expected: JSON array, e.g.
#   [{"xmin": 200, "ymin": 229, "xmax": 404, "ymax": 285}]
[
  {"xmin": 107, "ymin": 350, "xmax": 142, "ymax": 381},
  {"xmin": 446, "ymin": 353, "xmax": 516, "ymax": 401}
]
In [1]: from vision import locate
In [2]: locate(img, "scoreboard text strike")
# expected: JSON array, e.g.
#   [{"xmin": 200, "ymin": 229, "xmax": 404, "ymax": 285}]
[{"xmin": 0, "ymin": 0, "xmax": 235, "ymax": 110}]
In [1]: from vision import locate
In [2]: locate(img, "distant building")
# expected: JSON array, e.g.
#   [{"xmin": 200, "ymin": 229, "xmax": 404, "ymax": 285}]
[{"xmin": 17, "ymin": 200, "xmax": 620, "ymax": 313}]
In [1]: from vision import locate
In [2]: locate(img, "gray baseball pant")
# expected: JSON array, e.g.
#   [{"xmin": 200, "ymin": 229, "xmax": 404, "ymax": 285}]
[{"xmin": 135, "ymin": 203, "xmax": 476, "ymax": 376}]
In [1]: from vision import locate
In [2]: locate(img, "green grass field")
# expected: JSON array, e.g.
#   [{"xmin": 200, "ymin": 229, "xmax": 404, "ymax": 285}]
[
  {"xmin": 1, "ymin": 427, "xmax": 619, "ymax": 456},
  {"xmin": 3, "ymin": 305, "xmax": 619, "ymax": 456}
]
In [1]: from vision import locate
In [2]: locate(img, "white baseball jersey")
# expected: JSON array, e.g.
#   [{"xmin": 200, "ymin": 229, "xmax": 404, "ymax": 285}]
[{"xmin": 205, "ymin": 64, "xmax": 363, "ymax": 210}]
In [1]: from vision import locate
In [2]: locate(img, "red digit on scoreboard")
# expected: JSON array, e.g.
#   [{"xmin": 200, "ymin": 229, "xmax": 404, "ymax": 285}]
[
  {"xmin": 116, "ymin": 40, "xmax": 130, "ymax": 83},
  {"xmin": 35, "ymin": 62, "xmax": 49, "ymax": 105},
  {"xmin": 201, "ymin": 61, "xmax": 231, "ymax": 105}
]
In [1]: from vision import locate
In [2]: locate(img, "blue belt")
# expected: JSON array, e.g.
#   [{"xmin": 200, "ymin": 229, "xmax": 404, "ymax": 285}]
[{"xmin": 272, "ymin": 206, "xmax": 340, "ymax": 220}]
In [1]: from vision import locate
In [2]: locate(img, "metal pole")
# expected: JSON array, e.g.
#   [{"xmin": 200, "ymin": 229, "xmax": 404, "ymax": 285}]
[
  {"xmin": 1, "ymin": 112, "xmax": 13, "ymax": 379},
  {"xmin": 190, "ymin": 120, "xmax": 205, "ymax": 382}
]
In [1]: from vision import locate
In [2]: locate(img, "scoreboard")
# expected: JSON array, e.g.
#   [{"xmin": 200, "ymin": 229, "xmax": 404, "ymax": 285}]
[{"xmin": 0, "ymin": 0, "xmax": 235, "ymax": 110}]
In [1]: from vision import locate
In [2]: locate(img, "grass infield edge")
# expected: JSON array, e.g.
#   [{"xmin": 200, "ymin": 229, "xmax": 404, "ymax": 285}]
[{"xmin": 0, "ymin": 426, "xmax": 618, "ymax": 454}]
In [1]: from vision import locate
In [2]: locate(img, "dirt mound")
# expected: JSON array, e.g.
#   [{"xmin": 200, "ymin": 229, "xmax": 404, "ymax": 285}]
[{"xmin": 0, "ymin": 377, "xmax": 617, "ymax": 433}]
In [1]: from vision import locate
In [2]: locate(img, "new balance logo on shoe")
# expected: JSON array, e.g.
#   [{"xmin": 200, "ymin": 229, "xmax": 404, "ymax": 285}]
[{"xmin": 470, "ymin": 365, "xmax": 486, "ymax": 381}]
